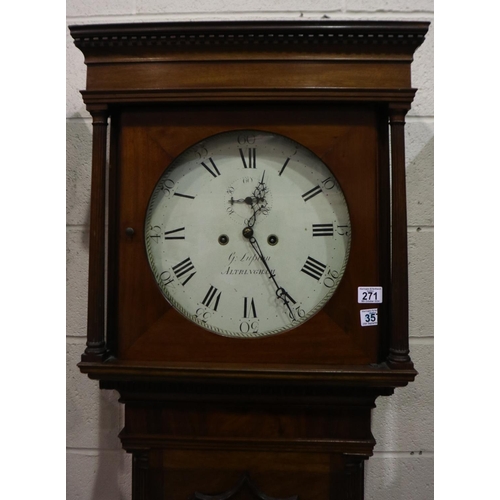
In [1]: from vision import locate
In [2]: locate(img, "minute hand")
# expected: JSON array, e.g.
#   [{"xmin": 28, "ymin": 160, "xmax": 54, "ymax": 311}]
[{"xmin": 247, "ymin": 235, "xmax": 295, "ymax": 320}]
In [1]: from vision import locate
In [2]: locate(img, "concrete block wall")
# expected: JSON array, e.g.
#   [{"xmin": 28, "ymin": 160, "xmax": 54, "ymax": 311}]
[{"xmin": 66, "ymin": 2, "xmax": 434, "ymax": 499}]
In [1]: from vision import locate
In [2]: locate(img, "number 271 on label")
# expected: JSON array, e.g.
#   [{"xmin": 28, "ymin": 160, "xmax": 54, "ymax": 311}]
[
  {"xmin": 358, "ymin": 286, "xmax": 383, "ymax": 304},
  {"xmin": 360, "ymin": 308, "xmax": 378, "ymax": 327}
]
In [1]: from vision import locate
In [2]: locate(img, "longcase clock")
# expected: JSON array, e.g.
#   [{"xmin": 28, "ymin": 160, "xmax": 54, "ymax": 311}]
[{"xmin": 69, "ymin": 20, "xmax": 429, "ymax": 500}]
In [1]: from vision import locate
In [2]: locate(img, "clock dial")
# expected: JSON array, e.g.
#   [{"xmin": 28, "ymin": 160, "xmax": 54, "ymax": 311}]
[{"xmin": 145, "ymin": 130, "xmax": 351, "ymax": 338}]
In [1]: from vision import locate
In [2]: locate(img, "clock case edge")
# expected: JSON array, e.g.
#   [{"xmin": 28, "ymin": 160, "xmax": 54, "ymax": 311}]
[{"xmin": 70, "ymin": 20, "xmax": 429, "ymax": 388}]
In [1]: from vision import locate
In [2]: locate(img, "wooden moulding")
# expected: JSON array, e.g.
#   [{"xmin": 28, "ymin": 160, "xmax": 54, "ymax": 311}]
[
  {"xmin": 82, "ymin": 361, "xmax": 417, "ymax": 390},
  {"xmin": 69, "ymin": 20, "xmax": 428, "ymax": 58},
  {"xmin": 69, "ymin": 21, "xmax": 429, "ymax": 105}
]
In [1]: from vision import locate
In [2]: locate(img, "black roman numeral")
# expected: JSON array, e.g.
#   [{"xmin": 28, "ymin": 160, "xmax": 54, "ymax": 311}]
[
  {"xmin": 173, "ymin": 192, "xmax": 195, "ymax": 200},
  {"xmin": 301, "ymin": 256, "xmax": 327, "ymax": 281},
  {"xmin": 243, "ymin": 297, "xmax": 257, "ymax": 318},
  {"xmin": 172, "ymin": 257, "xmax": 196, "ymax": 285},
  {"xmin": 239, "ymin": 148, "xmax": 257, "ymax": 168},
  {"xmin": 201, "ymin": 157, "xmax": 221, "ymax": 178},
  {"xmin": 164, "ymin": 227, "xmax": 185, "ymax": 240},
  {"xmin": 278, "ymin": 157, "xmax": 290, "ymax": 176},
  {"xmin": 302, "ymin": 185, "xmax": 322, "ymax": 202},
  {"xmin": 202, "ymin": 285, "xmax": 222, "ymax": 311},
  {"xmin": 312, "ymin": 224, "xmax": 334, "ymax": 237}
]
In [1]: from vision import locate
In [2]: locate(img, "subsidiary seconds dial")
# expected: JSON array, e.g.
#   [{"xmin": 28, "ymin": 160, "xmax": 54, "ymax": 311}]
[{"xmin": 145, "ymin": 130, "xmax": 351, "ymax": 338}]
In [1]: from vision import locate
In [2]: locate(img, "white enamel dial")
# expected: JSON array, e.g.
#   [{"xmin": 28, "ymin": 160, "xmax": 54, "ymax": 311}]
[{"xmin": 145, "ymin": 130, "xmax": 351, "ymax": 338}]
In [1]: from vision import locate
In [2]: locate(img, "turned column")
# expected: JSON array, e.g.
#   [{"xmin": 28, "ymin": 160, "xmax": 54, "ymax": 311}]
[
  {"xmin": 387, "ymin": 104, "xmax": 413, "ymax": 368},
  {"xmin": 82, "ymin": 105, "xmax": 109, "ymax": 362}
]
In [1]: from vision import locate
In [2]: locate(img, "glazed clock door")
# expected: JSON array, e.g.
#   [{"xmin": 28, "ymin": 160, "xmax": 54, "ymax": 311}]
[{"xmin": 111, "ymin": 102, "xmax": 382, "ymax": 365}]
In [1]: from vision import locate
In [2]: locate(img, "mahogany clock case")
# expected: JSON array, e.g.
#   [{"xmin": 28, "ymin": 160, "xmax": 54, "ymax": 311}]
[
  {"xmin": 69, "ymin": 20, "xmax": 429, "ymax": 500},
  {"xmin": 112, "ymin": 102, "xmax": 384, "ymax": 367},
  {"xmin": 68, "ymin": 20, "xmax": 430, "ymax": 383}
]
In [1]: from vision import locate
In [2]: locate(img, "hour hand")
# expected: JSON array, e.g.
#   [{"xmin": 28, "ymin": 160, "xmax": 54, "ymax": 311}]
[{"xmin": 229, "ymin": 196, "xmax": 260, "ymax": 205}]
